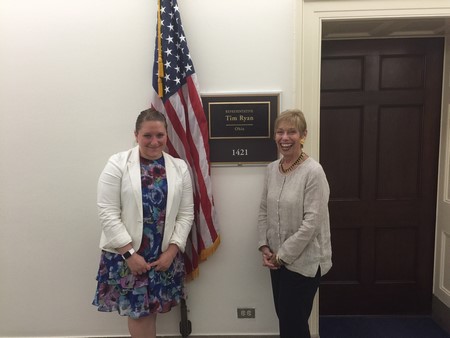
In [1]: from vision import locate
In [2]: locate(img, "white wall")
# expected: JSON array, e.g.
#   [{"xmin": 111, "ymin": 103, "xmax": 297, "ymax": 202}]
[{"xmin": 0, "ymin": 0, "xmax": 298, "ymax": 336}]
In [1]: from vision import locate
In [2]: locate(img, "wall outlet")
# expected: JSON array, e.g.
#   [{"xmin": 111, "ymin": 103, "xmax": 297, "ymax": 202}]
[{"xmin": 237, "ymin": 308, "xmax": 256, "ymax": 319}]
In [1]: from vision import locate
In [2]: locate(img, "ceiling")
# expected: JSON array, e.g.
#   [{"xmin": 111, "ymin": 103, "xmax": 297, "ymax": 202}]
[{"xmin": 322, "ymin": 18, "xmax": 450, "ymax": 40}]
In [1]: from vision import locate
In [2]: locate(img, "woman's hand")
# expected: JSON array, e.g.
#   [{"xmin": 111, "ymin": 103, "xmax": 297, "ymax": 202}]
[
  {"xmin": 260, "ymin": 245, "xmax": 278, "ymax": 270},
  {"xmin": 149, "ymin": 244, "xmax": 179, "ymax": 271},
  {"xmin": 269, "ymin": 254, "xmax": 283, "ymax": 268},
  {"xmin": 126, "ymin": 253, "xmax": 151, "ymax": 276}
]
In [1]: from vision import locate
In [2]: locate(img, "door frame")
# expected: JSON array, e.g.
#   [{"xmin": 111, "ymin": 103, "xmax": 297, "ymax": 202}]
[{"xmin": 297, "ymin": 0, "xmax": 450, "ymax": 332}]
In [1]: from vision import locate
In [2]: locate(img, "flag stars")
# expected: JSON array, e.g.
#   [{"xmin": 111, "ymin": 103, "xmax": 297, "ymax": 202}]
[
  {"xmin": 164, "ymin": 47, "xmax": 173, "ymax": 56},
  {"xmin": 155, "ymin": 1, "xmax": 196, "ymax": 97}
]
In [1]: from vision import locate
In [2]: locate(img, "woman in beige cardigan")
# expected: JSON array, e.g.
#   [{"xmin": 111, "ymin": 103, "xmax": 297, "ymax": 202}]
[{"xmin": 258, "ymin": 109, "xmax": 332, "ymax": 338}]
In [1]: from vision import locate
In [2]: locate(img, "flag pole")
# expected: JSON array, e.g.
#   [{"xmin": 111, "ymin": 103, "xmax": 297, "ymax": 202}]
[
  {"xmin": 152, "ymin": 0, "xmax": 219, "ymax": 334},
  {"xmin": 157, "ymin": 2, "xmax": 191, "ymax": 335},
  {"xmin": 157, "ymin": 0, "xmax": 164, "ymax": 97},
  {"xmin": 179, "ymin": 298, "xmax": 192, "ymax": 337}
]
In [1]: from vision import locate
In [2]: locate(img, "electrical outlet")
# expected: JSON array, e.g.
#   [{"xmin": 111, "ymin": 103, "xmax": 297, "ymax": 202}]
[{"xmin": 237, "ymin": 308, "xmax": 255, "ymax": 319}]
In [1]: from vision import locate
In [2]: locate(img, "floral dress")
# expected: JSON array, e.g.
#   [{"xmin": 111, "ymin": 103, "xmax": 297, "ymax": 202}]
[{"xmin": 92, "ymin": 156, "xmax": 186, "ymax": 319}]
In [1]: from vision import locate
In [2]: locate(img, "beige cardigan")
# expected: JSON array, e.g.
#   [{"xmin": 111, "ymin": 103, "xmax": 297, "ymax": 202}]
[
  {"xmin": 258, "ymin": 157, "xmax": 332, "ymax": 277},
  {"xmin": 97, "ymin": 146, "xmax": 194, "ymax": 254}
]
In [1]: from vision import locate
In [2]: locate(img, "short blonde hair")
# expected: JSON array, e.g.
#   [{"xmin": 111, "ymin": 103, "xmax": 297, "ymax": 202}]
[{"xmin": 275, "ymin": 109, "xmax": 307, "ymax": 135}]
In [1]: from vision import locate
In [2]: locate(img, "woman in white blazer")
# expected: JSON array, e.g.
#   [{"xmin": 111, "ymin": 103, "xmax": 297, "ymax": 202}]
[{"xmin": 93, "ymin": 108, "xmax": 194, "ymax": 338}]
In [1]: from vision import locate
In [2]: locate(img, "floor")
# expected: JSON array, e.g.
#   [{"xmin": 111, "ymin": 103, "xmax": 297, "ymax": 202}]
[{"xmin": 319, "ymin": 316, "xmax": 450, "ymax": 338}]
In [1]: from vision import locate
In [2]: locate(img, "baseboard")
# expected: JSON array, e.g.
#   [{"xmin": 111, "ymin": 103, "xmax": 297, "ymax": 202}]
[
  {"xmin": 432, "ymin": 295, "xmax": 450, "ymax": 335},
  {"xmin": 156, "ymin": 333, "xmax": 319, "ymax": 338},
  {"xmin": 166, "ymin": 333, "xmax": 315, "ymax": 338},
  {"xmin": 157, "ymin": 336, "xmax": 318, "ymax": 338},
  {"xmin": 157, "ymin": 336, "xmax": 280, "ymax": 338},
  {"xmin": 83, "ymin": 336, "xmax": 280, "ymax": 338},
  {"xmin": 2, "ymin": 334, "xmax": 319, "ymax": 338},
  {"xmin": 86, "ymin": 336, "xmax": 281, "ymax": 338}
]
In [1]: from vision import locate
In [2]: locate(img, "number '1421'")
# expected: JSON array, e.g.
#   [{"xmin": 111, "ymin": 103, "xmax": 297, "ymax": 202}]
[{"xmin": 232, "ymin": 149, "xmax": 248, "ymax": 156}]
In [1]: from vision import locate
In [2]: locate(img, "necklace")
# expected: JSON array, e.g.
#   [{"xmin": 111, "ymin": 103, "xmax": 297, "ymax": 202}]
[{"xmin": 279, "ymin": 152, "xmax": 305, "ymax": 173}]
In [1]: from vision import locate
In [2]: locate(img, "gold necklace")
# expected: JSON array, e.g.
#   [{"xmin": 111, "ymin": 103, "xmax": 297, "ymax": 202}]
[{"xmin": 279, "ymin": 152, "xmax": 305, "ymax": 173}]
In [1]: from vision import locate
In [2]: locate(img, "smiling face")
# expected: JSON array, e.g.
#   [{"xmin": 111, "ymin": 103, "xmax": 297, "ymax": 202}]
[
  {"xmin": 134, "ymin": 120, "xmax": 167, "ymax": 160},
  {"xmin": 274, "ymin": 109, "xmax": 308, "ymax": 160},
  {"xmin": 275, "ymin": 122, "xmax": 305, "ymax": 159}
]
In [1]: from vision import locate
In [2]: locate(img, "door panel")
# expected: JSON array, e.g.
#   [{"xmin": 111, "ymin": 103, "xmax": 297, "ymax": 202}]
[{"xmin": 319, "ymin": 38, "xmax": 443, "ymax": 314}]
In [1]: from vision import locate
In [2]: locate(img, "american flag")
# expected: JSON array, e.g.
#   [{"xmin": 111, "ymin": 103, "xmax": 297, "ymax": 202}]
[{"xmin": 150, "ymin": 0, "xmax": 220, "ymax": 279}]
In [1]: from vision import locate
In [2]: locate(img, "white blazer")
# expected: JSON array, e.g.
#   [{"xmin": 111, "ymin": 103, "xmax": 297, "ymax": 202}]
[{"xmin": 97, "ymin": 146, "xmax": 194, "ymax": 253}]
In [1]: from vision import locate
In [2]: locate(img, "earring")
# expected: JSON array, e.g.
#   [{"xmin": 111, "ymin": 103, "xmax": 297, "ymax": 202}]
[{"xmin": 300, "ymin": 139, "xmax": 305, "ymax": 145}]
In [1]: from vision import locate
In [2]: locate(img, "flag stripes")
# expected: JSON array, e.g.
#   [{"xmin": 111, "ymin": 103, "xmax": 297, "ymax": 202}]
[{"xmin": 151, "ymin": 0, "xmax": 220, "ymax": 277}]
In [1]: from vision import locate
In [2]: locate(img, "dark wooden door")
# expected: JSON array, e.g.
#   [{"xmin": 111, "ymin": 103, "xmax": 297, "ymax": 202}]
[{"xmin": 319, "ymin": 38, "xmax": 443, "ymax": 314}]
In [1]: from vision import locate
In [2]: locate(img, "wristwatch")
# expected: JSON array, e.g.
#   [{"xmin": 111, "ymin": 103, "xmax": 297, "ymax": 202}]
[{"xmin": 122, "ymin": 248, "xmax": 135, "ymax": 260}]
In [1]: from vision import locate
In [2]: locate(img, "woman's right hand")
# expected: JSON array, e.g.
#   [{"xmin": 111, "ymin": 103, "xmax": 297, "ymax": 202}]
[{"xmin": 125, "ymin": 253, "xmax": 151, "ymax": 276}]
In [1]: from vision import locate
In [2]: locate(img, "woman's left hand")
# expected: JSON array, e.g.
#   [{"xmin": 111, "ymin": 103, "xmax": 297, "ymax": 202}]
[
  {"xmin": 269, "ymin": 254, "xmax": 282, "ymax": 268},
  {"xmin": 149, "ymin": 244, "xmax": 179, "ymax": 271}
]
